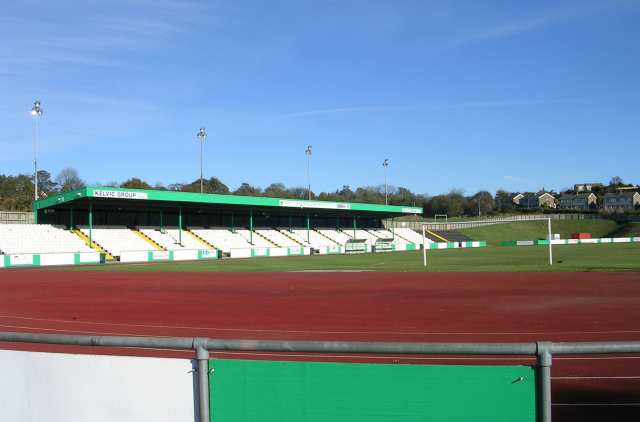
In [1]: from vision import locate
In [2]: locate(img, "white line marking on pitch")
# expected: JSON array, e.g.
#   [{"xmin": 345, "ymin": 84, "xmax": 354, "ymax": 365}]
[{"xmin": 1, "ymin": 314, "xmax": 639, "ymax": 336}]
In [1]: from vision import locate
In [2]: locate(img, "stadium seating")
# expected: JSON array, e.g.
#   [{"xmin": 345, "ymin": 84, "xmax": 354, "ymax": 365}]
[
  {"xmin": 139, "ymin": 227, "xmax": 205, "ymax": 250},
  {"xmin": 235, "ymin": 229, "xmax": 274, "ymax": 248},
  {"xmin": 0, "ymin": 223, "xmax": 428, "ymax": 259},
  {"xmin": 275, "ymin": 229, "xmax": 312, "ymax": 247},
  {"xmin": 349, "ymin": 229, "xmax": 380, "ymax": 244},
  {"xmin": 317, "ymin": 229, "xmax": 352, "ymax": 245},
  {"xmin": 291, "ymin": 229, "xmax": 335, "ymax": 248},
  {"xmin": 189, "ymin": 228, "xmax": 252, "ymax": 253},
  {"xmin": 256, "ymin": 229, "xmax": 304, "ymax": 247},
  {"xmin": 393, "ymin": 227, "xmax": 429, "ymax": 245},
  {"xmin": 0, "ymin": 224, "xmax": 93, "ymax": 254},
  {"xmin": 366, "ymin": 229, "xmax": 409, "ymax": 247},
  {"xmin": 368, "ymin": 228, "xmax": 394, "ymax": 238},
  {"xmin": 79, "ymin": 226, "xmax": 152, "ymax": 257}
]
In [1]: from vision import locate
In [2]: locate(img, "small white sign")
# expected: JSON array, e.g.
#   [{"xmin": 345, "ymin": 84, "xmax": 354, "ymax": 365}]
[
  {"xmin": 93, "ymin": 190, "xmax": 148, "ymax": 200},
  {"xmin": 10, "ymin": 254, "xmax": 33, "ymax": 265},
  {"xmin": 199, "ymin": 250, "xmax": 218, "ymax": 259},
  {"xmin": 401, "ymin": 207, "xmax": 422, "ymax": 214},
  {"xmin": 151, "ymin": 251, "xmax": 171, "ymax": 260},
  {"xmin": 279, "ymin": 200, "xmax": 351, "ymax": 210}
]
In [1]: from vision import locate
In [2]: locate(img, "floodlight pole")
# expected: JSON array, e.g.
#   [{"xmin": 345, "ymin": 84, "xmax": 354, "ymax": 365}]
[
  {"xmin": 548, "ymin": 218, "xmax": 553, "ymax": 266},
  {"xmin": 422, "ymin": 225, "xmax": 427, "ymax": 268},
  {"xmin": 197, "ymin": 128, "xmax": 207, "ymax": 194},
  {"xmin": 31, "ymin": 100, "xmax": 43, "ymax": 201},
  {"xmin": 305, "ymin": 145, "xmax": 312, "ymax": 200},
  {"xmin": 383, "ymin": 159, "xmax": 389, "ymax": 205}
]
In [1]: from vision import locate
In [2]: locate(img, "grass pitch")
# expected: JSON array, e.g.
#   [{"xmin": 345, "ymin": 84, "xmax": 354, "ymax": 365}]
[
  {"xmin": 64, "ymin": 243, "xmax": 640, "ymax": 273},
  {"xmin": 459, "ymin": 220, "xmax": 620, "ymax": 245}
]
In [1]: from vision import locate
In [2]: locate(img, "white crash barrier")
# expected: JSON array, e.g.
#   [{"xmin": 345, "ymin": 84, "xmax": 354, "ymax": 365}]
[
  {"xmin": 0, "ymin": 349, "xmax": 195, "ymax": 422},
  {"xmin": 0, "ymin": 252, "xmax": 103, "ymax": 268}
]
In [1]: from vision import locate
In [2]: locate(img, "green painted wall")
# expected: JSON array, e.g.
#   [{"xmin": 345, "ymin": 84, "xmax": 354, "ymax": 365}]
[{"xmin": 209, "ymin": 359, "xmax": 536, "ymax": 422}]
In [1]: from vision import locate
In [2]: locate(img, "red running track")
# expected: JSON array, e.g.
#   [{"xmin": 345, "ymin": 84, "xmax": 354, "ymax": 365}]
[{"xmin": 0, "ymin": 270, "xmax": 639, "ymax": 420}]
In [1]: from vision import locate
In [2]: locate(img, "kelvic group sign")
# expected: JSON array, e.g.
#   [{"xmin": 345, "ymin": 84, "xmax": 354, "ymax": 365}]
[
  {"xmin": 92, "ymin": 190, "xmax": 149, "ymax": 200},
  {"xmin": 279, "ymin": 200, "xmax": 351, "ymax": 210}
]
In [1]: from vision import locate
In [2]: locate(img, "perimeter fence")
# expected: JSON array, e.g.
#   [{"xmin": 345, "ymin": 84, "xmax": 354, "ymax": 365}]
[
  {"xmin": 390, "ymin": 213, "xmax": 602, "ymax": 231},
  {"xmin": 1, "ymin": 332, "xmax": 639, "ymax": 422},
  {"xmin": 0, "ymin": 211, "xmax": 34, "ymax": 224}
]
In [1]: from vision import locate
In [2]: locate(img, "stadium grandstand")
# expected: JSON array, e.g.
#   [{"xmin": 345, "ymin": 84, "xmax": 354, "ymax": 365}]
[{"xmin": 0, "ymin": 186, "xmax": 426, "ymax": 264}]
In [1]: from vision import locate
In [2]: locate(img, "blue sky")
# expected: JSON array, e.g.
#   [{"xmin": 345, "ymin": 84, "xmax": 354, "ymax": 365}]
[{"xmin": 1, "ymin": 0, "xmax": 639, "ymax": 196}]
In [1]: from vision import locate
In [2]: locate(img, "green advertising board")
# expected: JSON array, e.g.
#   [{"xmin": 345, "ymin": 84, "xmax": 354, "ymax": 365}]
[{"xmin": 209, "ymin": 359, "xmax": 536, "ymax": 422}]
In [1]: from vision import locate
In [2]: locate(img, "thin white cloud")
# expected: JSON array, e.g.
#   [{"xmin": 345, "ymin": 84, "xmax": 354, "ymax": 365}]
[
  {"xmin": 443, "ymin": 0, "xmax": 640, "ymax": 50},
  {"xmin": 444, "ymin": 14, "xmax": 566, "ymax": 49},
  {"xmin": 0, "ymin": 1, "xmax": 201, "ymax": 69},
  {"xmin": 280, "ymin": 105, "xmax": 414, "ymax": 118},
  {"xmin": 47, "ymin": 94, "xmax": 160, "ymax": 112},
  {"xmin": 504, "ymin": 175, "xmax": 529, "ymax": 183},
  {"xmin": 280, "ymin": 99, "xmax": 580, "ymax": 119},
  {"xmin": 2, "ymin": 51, "xmax": 121, "ymax": 67}
]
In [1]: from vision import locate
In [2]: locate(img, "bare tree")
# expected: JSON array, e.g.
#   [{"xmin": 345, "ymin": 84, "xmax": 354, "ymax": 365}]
[
  {"xmin": 55, "ymin": 167, "xmax": 85, "ymax": 192},
  {"xmin": 609, "ymin": 176, "xmax": 623, "ymax": 186}
]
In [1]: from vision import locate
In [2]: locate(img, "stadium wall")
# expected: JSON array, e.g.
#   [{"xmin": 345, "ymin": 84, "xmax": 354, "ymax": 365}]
[
  {"xmin": 229, "ymin": 246, "xmax": 312, "ymax": 258},
  {"xmin": 428, "ymin": 241, "xmax": 487, "ymax": 250},
  {"xmin": 1, "ymin": 252, "xmax": 104, "ymax": 268},
  {"xmin": 500, "ymin": 237, "xmax": 640, "ymax": 247},
  {"xmin": 0, "ymin": 349, "xmax": 196, "ymax": 422},
  {"xmin": 119, "ymin": 249, "xmax": 221, "ymax": 263}
]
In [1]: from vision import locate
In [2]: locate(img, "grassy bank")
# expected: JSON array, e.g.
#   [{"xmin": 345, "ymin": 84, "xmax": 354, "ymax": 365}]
[{"xmin": 459, "ymin": 220, "xmax": 619, "ymax": 245}]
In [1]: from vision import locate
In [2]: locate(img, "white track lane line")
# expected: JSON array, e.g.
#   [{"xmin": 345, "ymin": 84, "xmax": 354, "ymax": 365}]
[
  {"xmin": 0, "ymin": 323, "xmax": 175, "ymax": 337},
  {"xmin": 1, "ymin": 314, "xmax": 640, "ymax": 336},
  {"xmin": 555, "ymin": 356, "xmax": 640, "ymax": 360},
  {"xmin": 553, "ymin": 403, "xmax": 640, "ymax": 406},
  {"xmin": 208, "ymin": 351, "xmax": 533, "ymax": 361},
  {"xmin": 553, "ymin": 376, "xmax": 640, "ymax": 380}
]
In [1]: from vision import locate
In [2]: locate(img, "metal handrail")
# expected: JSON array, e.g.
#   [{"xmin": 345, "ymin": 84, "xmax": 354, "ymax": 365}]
[{"xmin": 2, "ymin": 331, "xmax": 639, "ymax": 422}]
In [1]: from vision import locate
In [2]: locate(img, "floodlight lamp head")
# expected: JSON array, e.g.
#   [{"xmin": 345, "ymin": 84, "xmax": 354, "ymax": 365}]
[
  {"xmin": 31, "ymin": 100, "xmax": 43, "ymax": 116},
  {"xmin": 305, "ymin": 145, "xmax": 312, "ymax": 155},
  {"xmin": 383, "ymin": 159, "xmax": 389, "ymax": 167},
  {"xmin": 197, "ymin": 127, "xmax": 207, "ymax": 141}
]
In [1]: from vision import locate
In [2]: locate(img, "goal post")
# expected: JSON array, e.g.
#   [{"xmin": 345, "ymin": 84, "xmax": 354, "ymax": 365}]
[
  {"xmin": 434, "ymin": 214, "xmax": 448, "ymax": 223},
  {"xmin": 422, "ymin": 225, "xmax": 427, "ymax": 267},
  {"xmin": 421, "ymin": 217, "xmax": 554, "ymax": 268}
]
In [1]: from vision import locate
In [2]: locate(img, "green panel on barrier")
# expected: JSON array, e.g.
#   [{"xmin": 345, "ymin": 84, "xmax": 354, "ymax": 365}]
[{"xmin": 209, "ymin": 359, "xmax": 536, "ymax": 422}]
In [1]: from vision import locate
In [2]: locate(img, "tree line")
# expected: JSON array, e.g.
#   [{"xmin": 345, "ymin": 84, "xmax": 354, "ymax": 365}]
[
  {"xmin": 0, "ymin": 167, "xmax": 501, "ymax": 216},
  {"xmin": 2, "ymin": 168, "xmax": 632, "ymax": 216}
]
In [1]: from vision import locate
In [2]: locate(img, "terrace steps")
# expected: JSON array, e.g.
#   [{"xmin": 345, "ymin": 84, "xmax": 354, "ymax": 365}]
[
  {"xmin": 277, "ymin": 229, "xmax": 306, "ymax": 246},
  {"xmin": 132, "ymin": 229, "xmax": 166, "ymax": 251},
  {"xmin": 313, "ymin": 229, "xmax": 340, "ymax": 245},
  {"xmin": 72, "ymin": 229, "xmax": 115, "ymax": 261},
  {"xmin": 253, "ymin": 230, "xmax": 279, "ymax": 247},
  {"xmin": 185, "ymin": 229, "xmax": 218, "ymax": 250}
]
